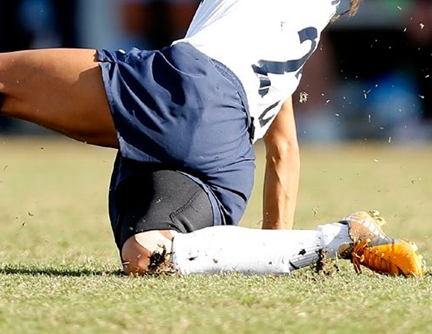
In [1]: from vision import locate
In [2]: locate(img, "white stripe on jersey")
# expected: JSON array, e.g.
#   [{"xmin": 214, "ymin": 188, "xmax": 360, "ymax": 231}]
[{"xmin": 174, "ymin": 0, "xmax": 340, "ymax": 142}]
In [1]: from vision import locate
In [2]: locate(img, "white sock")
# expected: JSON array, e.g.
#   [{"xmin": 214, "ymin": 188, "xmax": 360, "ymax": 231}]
[
  {"xmin": 172, "ymin": 223, "xmax": 351, "ymax": 275},
  {"xmin": 316, "ymin": 222, "xmax": 352, "ymax": 257}
]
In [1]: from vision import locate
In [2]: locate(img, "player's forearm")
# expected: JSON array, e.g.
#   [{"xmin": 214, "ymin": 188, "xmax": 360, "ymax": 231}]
[{"xmin": 262, "ymin": 145, "xmax": 300, "ymax": 230}]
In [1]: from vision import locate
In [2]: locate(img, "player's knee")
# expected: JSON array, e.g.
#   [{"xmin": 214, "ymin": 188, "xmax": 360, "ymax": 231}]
[
  {"xmin": 121, "ymin": 236, "xmax": 151, "ymax": 276},
  {"xmin": 121, "ymin": 230, "xmax": 174, "ymax": 276},
  {"xmin": 0, "ymin": 55, "xmax": 12, "ymax": 93},
  {"xmin": 0, "ymin": 56, "xmax": 23, "ymax": 114}
]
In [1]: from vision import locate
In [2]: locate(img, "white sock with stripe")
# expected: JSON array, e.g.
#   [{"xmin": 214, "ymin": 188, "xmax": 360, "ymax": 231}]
[{"xmin": 172, "ymin": 223, "xmax": 351, "ymax": 275}]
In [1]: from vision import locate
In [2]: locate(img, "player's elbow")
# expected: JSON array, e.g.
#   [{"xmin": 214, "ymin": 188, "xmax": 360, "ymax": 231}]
[{"xmin": 264, "ymin": 134, "xmax": 300, "ymax": 164}]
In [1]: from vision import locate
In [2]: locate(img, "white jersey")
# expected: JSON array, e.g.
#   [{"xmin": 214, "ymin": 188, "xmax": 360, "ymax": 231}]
[{"xmin": 174, "ymin": 0, "xmax": 339, "ymax": 142}]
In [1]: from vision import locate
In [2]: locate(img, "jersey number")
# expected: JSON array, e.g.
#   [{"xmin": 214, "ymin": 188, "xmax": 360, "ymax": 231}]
[{"xmin": 252, "ymin": 27, "xmax": 319, "ymax": 127}]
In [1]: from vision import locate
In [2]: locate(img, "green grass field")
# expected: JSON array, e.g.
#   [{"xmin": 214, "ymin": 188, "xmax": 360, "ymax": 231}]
[{"xmin": 1, "ymin": 136, "xmax": 432, "ymax": 334}]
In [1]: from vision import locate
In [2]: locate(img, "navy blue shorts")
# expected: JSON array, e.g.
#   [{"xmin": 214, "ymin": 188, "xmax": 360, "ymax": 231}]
[{"xmin": 97, "ymin": 42, "xmax": 255, "ymax": 239}]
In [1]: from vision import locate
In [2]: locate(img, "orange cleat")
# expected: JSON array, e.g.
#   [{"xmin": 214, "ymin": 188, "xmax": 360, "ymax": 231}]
[{"xmin": 339, "ymin": 210, "xmax": 425, "ymax": 278}]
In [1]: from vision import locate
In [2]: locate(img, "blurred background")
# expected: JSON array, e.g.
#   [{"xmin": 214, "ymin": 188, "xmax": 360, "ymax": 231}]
[{"xmin": 0, "ymin": 0, "xmax": 431, "ymax": 145}]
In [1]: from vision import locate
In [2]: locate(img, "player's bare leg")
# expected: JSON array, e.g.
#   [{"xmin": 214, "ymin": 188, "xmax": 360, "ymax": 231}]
[{"xmin": 0, "ymin": 48, "xmax": 118, "ymax": 148}]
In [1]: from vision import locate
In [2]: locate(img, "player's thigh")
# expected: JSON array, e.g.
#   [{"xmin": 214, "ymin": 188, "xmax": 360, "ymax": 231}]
[
  {"xmin": 116, "ymin": 169, "xmax": 214, "ymax": 274},
  {"xmin": 0, "ymin": 48, "xmax": 117, "ymax": 146},
  {"xmin": 114, "ymin": 169, "xmax": 214, "ymax": 250}
]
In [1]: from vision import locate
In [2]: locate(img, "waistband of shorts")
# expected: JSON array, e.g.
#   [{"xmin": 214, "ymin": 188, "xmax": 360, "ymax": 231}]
[{"xmin": 97, "ymin": 45, "xmax": 249, "ymax": 114}]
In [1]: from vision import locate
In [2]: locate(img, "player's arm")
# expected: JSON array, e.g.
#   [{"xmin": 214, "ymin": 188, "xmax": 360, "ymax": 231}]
[{"xmin": 262, "ymin": 96, "xmax": 300, "ymax": 230}]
